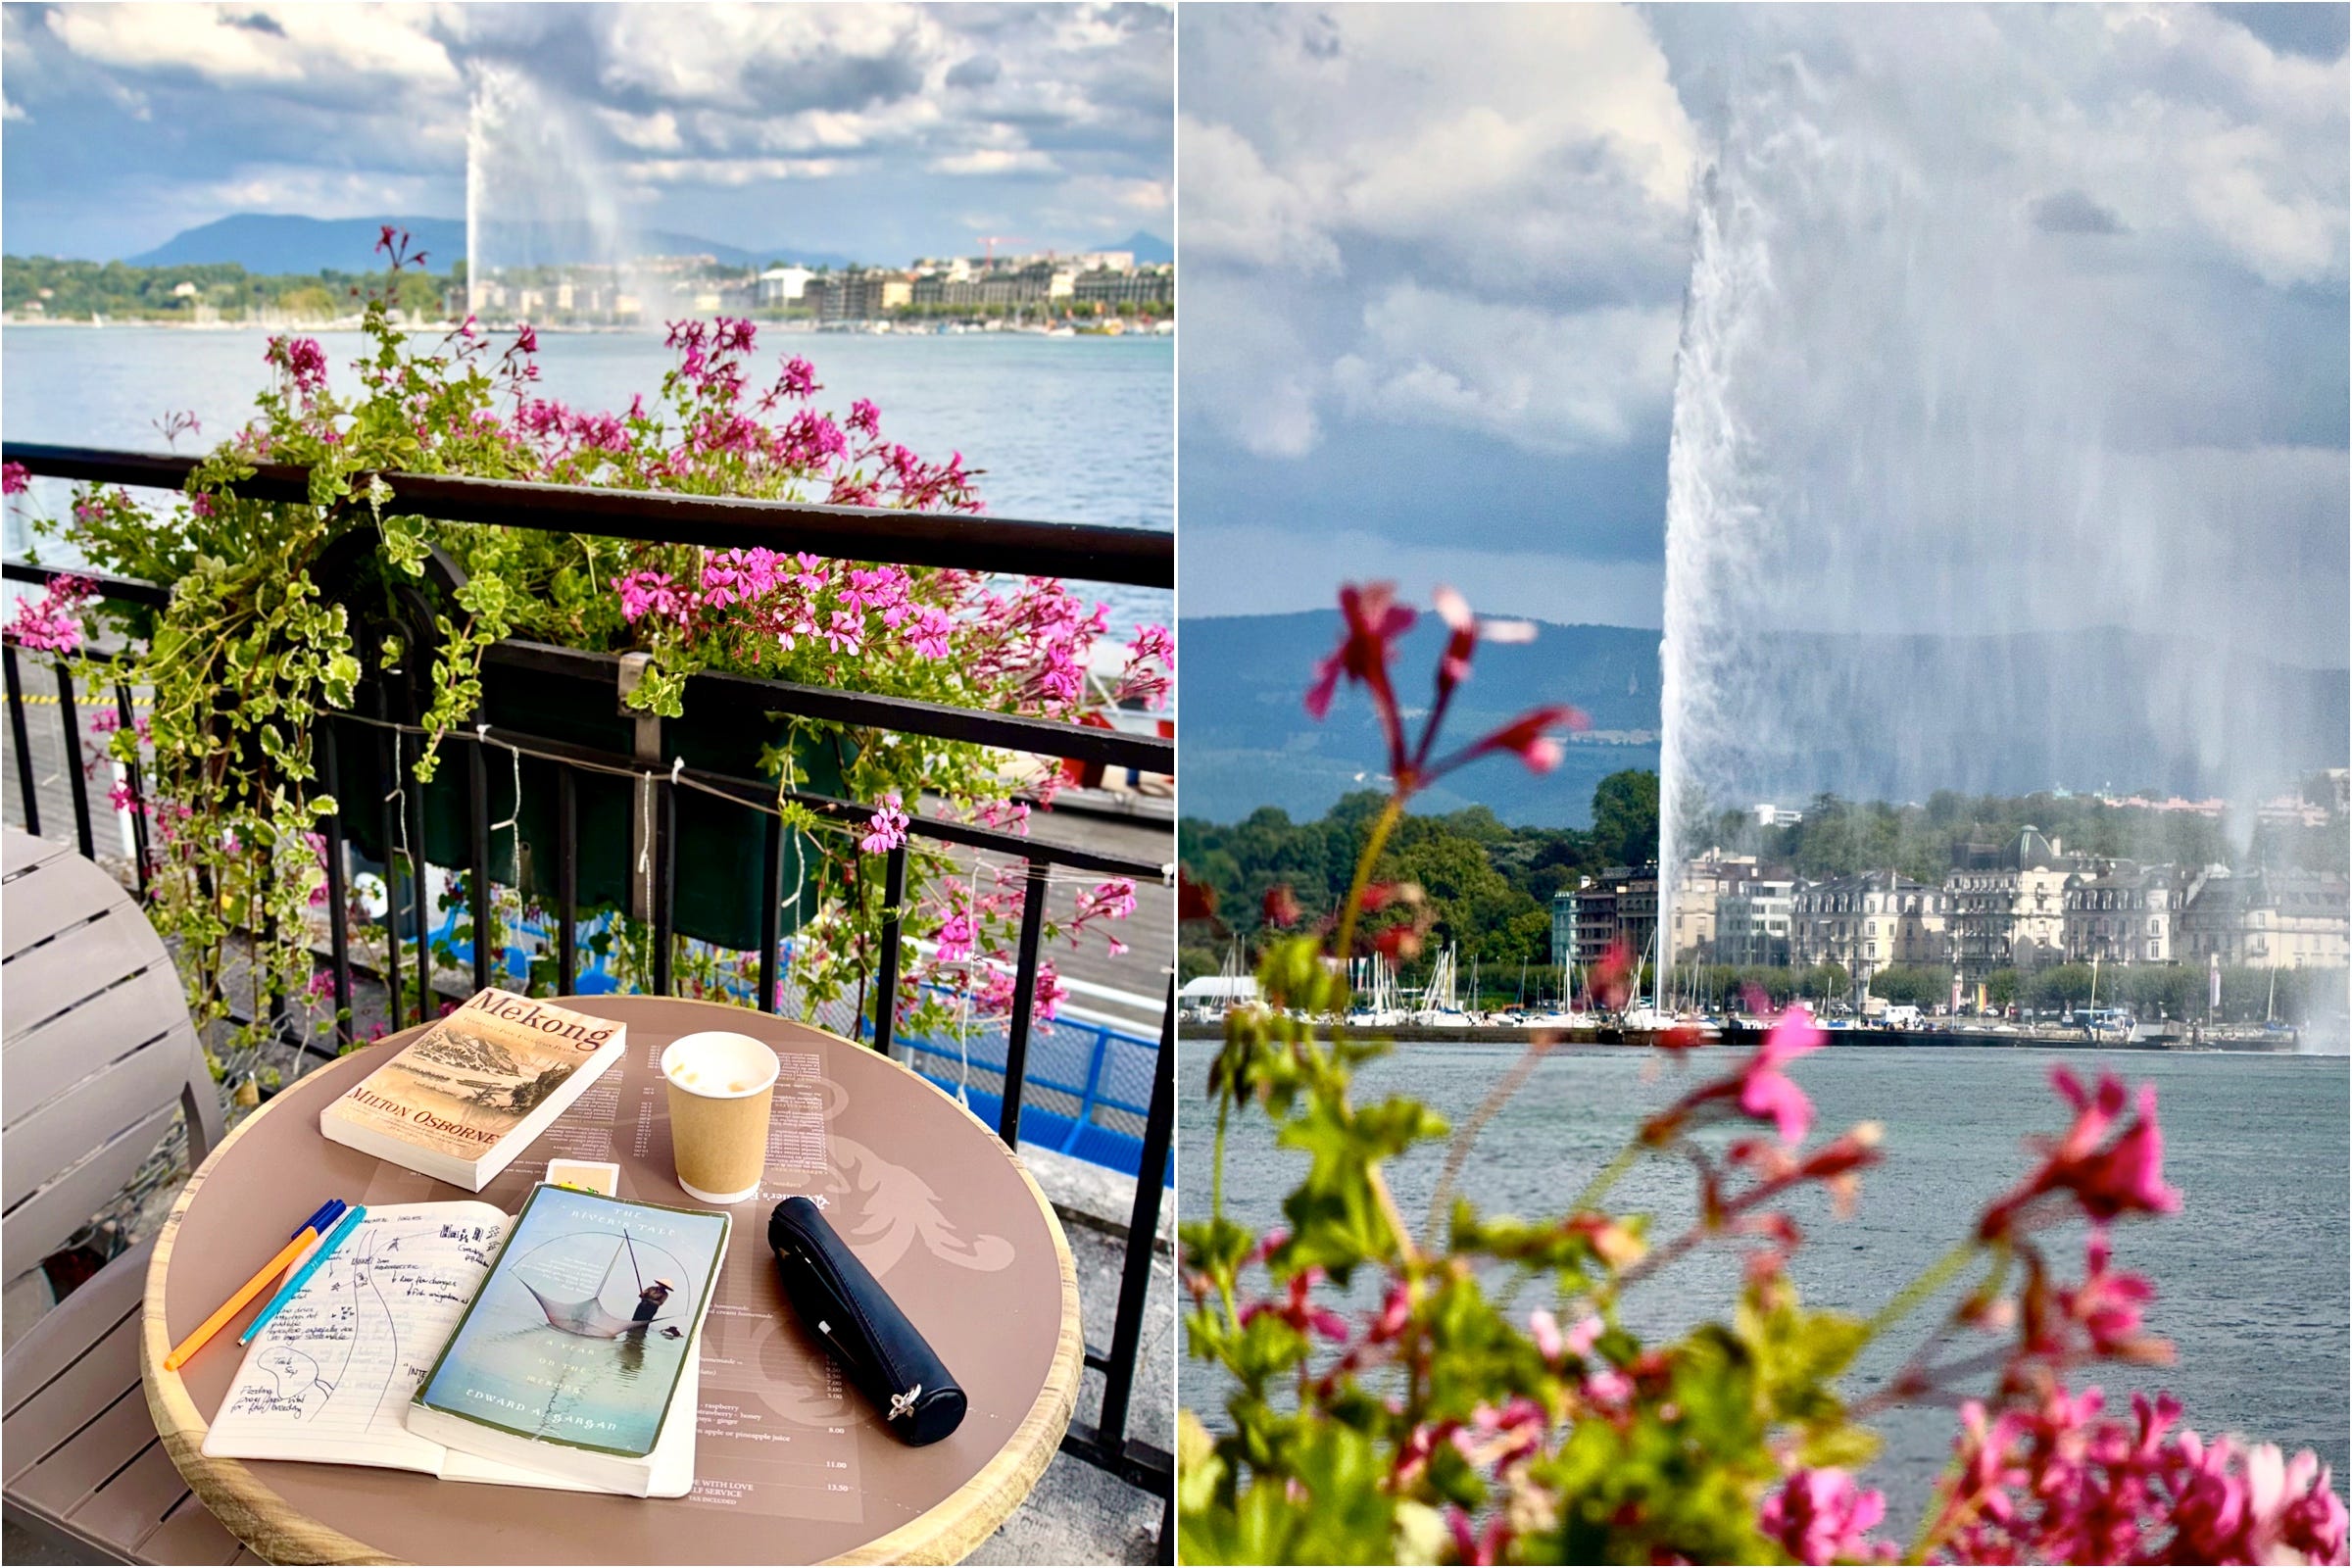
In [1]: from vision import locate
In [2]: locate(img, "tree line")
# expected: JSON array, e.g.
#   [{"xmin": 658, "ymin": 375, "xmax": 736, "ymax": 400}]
[
  {"xmin": 1182, "ymin": 769, "xmax": 2349, "ymax": 1011},
  {"xmin": 3, "ymin": 255, "xmax": 453, "ymax": 322}
]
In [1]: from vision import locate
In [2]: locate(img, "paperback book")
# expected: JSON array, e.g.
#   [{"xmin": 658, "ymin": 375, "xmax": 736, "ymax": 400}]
[
  {"xmin": 319, "ymin": 989, "xmax": 626, "ymax": 1191},
  {"xmin": 411, "ymin": 1184, "xmax": 730, "ymax": 1497}
]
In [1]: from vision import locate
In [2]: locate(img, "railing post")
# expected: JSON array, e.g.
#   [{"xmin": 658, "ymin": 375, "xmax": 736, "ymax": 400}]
[
  {"xmin": 4, "ymin": 644, "xmax": 38, "ymax": 836},
  {"xmin": 374, "ymin": 698, "xmax": 405, "ymax": 1032},
  {"xmin": 758, "ymin": 808, "xmax": 782, "ymax": 1014},
  {"xmin": 55, "ymin": 662, "xmax": 93, "ymax": 860},
  {"xmin": 467, "ymin": 734, "xmax": 491, "ymax": 994},
  {"xmin": 319, "ymin": 723, "xmax": 353, "ymax": 1049},
  {"xmin": 113, "ymin": 681, "xmax": 149, "ymax": 899},
  {"xmin": 872, "ymin": 842, "xmax": 908, "ymax": 1056},
  {"xmin": 1096, "ymin": 976, "xmax": 1176, "ymax": 1447},
  {"xmin": 998, "ymin": 858, "xmax": 1050, "ymax": 1149},
  {"xmin": 653, "ymin": 770, "xmax": 675, "ymax": 997},
  {"xmin": 557, "ymin": 764, "xmax": 578, "ymax": 995},
  {"xmin": 401, "ymin": 705, "xmax": 431, "ymax": 1014},
  {"xmin": 1064, "ymin": 1022, "xmax": 1110, "ymax": 1155}
]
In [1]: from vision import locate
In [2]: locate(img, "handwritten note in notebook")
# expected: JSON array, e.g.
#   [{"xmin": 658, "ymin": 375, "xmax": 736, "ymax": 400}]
[{"xmin": 200, "ymin": 1200, "xmax": 700, "ymax": 1494}]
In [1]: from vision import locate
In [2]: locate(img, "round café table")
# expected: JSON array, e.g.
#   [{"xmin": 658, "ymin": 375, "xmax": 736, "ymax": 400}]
[{"xmin": 141, "ymin": 997, "xmax": 1081, "ymax": 1564}]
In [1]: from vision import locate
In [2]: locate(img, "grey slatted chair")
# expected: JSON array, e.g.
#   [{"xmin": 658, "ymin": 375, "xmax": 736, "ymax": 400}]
[{"xmin": 3, "ymin": 828, "xmax": 249, "ymax": 1563}]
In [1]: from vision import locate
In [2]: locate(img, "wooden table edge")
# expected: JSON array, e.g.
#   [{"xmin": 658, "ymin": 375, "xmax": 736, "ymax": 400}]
[{"xmin": 141, "ymin": 999, "xmax": 1087, "ymax": 1567}]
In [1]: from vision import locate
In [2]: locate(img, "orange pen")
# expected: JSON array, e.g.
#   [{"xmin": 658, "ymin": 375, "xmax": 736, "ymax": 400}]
[{"xmin": 161, "ymin": 1199, "xmax": 343, "ymax": 1372}]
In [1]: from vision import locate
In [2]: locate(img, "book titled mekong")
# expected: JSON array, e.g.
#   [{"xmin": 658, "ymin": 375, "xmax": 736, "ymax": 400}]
[{"xmin": 320, "ymin": 989, "xmax": 627, "ymax": 1190}]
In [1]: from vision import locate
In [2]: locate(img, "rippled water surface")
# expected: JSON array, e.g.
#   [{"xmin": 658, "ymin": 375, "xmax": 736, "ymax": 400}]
[
  {"xmin": 2, "ymin": 324, "xmax": 1172, "ymax": 630},
  {"xmin": 1179, "ymin": 1042, "xmax": 2349, "ymax": 1524}
]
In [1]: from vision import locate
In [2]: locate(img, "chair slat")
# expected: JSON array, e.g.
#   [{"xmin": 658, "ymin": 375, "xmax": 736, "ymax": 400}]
[
  {"xmin": 1, "ymin": 1102, "xmax": 174, "ymax": 1282},
  {"xmin": 1, "ymin": 1294, "xmax": 143, "ymax": 1482},
  {"xmin": 1, "ymin": 854, "xmax": 128, "ymax": 962},
  {"xmin": 1, "ymin": 1238, "xmax": 149, "ymax": 1413},
  {"xmin": 2, "ymin": 830, "xmax": 72, "ymax": 879},
  {"xmin": 6, "ymin": 1380, "xmax": 157, "ymax": 1519},
  {"xmin": 3, "ymin": 966, "xmax": 189, "ymax": 1123},
  {"xmin": 63, "ymin": 1441, "xmax": 196, "ymax": 1560},
  {"xmin": 0, "ymin": 909, "xmax": 167, "ymax": 1036},
  {"xmin": 140, "ymin": 1491, "xmax": 250, "ymax": 1566},
  {"xmin": 3, "ymin": 1027, "xmax": 189, "ymax": 1209}
]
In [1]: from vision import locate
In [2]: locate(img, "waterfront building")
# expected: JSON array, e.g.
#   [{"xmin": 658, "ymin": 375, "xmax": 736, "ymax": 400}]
[
  {"xmin": 759, "ymin": 266, "xmax": 814, "ymax": 307},
  {"xmin": 1072, "ymin": 265, "xmax": 1174, "ymax": 310},
  {"xmin": 1667, "ymin": 849, "xmax": 1756, "ymax": 962},
  {"xmin": 2178, "ymin": 870, "xmax": 2352, "ymax": 969},
  {"xmin": 1549, "ymin": 887, "xmax": 1578, "ymax": 969},
  {"xmin": 1572, "ymin": 876, "xmax": 1619, "ymax": 966},
  {"xmin": 1790, "ymin": 870, "xmax": 1947, "ymax": 990},
  {"xmin": 1715, "ymin": 879, "xmax": 1795, "ymax": 967},
  {"xmin": 807, "ymin": 269, "xmax": 914, "ymax": 321},
  {"xmin": 909, "ymin": 260, "xmax": 1075, "ymax": 311},
  {"xmin": 2062, "ymin": 862, "xmax": 2183, "ymax": 965},
  {"xmin": 1944, "ymin": 826, "xmax": 2078, "ymax": 982},
  {"xmin": 1557, "ymin": 864, "xmax": 1661, "ymax": 969},
  {"xmin": 1752, "ymin": 803, "xmax": 1804, "ymax": 828}
]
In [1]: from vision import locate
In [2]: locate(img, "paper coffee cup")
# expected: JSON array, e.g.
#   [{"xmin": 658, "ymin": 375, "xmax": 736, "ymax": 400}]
[{"xmin": 660, "ymin": 1031, "xmax": 781, "ymax": 1205}]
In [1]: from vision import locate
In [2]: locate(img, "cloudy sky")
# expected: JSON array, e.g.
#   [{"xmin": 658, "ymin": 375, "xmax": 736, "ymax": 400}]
[
  {"xmin": 1178, "ymin": 2, "xmax": 2350, "ymax": 636},
  {"xmin": 1, "ymin": 2, "xmax": 1172, "ymax": 264}
]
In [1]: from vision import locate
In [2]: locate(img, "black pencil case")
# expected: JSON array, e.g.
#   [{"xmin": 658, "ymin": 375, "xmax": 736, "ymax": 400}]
[{"xmin": 768, "ymin": 1196, "xmax": 967, "ymax": 1446}]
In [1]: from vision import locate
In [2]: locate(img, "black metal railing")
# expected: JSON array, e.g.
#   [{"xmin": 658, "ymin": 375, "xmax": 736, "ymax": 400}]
[{"xmin": 2, "ymin": 443, "xmax": 1176, "ymax": 1550}]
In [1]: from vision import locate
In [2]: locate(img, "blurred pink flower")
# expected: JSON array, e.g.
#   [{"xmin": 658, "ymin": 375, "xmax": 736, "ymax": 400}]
[{"xmin": 1760, "ymin": 1468, "xmax": 1889, "ymax": 1566}]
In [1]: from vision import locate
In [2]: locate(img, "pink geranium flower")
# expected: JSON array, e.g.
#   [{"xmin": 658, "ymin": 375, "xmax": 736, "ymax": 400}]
[
  {"xmin": 858, "ymin": 792, "xmax": 909, "ymax": 855},
  {"xmin": 1760, "ymin": 1468, "xmax": 1890, "ymax": 1566},
  {"xmin": 1979, "ymin": 1065, "xmax": 2182, "ymax": 1240},
  {"xmin": 1645, "ymin": 1004, "xmax": 1826, "ymax": 1149},
  {"xmin": 1738, "ymin": 1004, "xmax": 1826, "ymax": 1145}
]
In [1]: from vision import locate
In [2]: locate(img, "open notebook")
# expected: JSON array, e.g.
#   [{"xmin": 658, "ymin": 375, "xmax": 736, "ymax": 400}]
[{"xmin": 199, "ymin": 1201, "xmax": 698, "ymax": 1496}]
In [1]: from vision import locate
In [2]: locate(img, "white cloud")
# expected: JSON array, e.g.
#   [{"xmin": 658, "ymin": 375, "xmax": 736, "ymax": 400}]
[
  {"xmin": 13, "ymin": 3, "xmax": 1167, "ymax": 258},
  {"xmin": 1180, "ymin": 270, "xmax": 1325, "ymax": 459},
  {"xmin": 1180, "ymin": 5, "xmax": 1697, "ymax": 466},
  {"xmin": 1332, "ymin": 283, "xmax": 1680, "ymax": 455},
  {"xmin": 929, "ymin": 148, "xmax": 1056, "ymax": 177},
  {"xmin": 616, "ymin": 156, "xmax": 843, "ymax": 187},
  {"xmin": 1175, "ymin": 115, "xmax": 1340, "ymax": 275},
  {"xmin": 46, "ymin": 3, "xmax": 459, "ymax": 91}
]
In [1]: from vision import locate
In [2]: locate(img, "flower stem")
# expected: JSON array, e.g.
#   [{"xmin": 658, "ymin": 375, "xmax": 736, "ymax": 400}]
[
  {"xmin": 1331, "ymin": 796, "xmax": 1403, "ymax": 982},
  {"xmin": 1867, "ymin": 1238, "xmax": 1979, "ymax": 1341},
  {"xmin": 1573, "ymin": 1139, "xmax": 1642, "ymax": 1214}
]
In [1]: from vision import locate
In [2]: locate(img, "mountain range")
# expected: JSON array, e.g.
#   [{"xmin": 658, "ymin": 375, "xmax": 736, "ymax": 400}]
[
  {"xmin": 118, "ymin": 214, "xmax": 1171, "ymax": 275},
  {"xmin": 1180, "ymin": 611, "xmax": 2350, "ymax": 829}
]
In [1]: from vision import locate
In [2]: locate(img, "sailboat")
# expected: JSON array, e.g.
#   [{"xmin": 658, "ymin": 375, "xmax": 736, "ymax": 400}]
[
  {"xmin": 1346, "ymin": 955, "xmax": 1407, "ymax": 1028},
  {"xmin": 517, "ymin": 1230, "xmax": 672, "ymax": 1340},
  {"xmin": 1411, "ymin": 947, "xmax": 1473, "ymax": 1027},
  {"xmin": 1621, "ymin": 922, "xmax": 1675, "ymax": 1032}
]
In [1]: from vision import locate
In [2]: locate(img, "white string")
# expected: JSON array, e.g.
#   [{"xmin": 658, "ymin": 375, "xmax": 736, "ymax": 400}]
[
  {"xmin": 955, "ymin": 854, "xmax": 978, "ymax": 1106},
  {"xmin": 383, "ymin": 744, "xmax": 420, "ymax": 993}
]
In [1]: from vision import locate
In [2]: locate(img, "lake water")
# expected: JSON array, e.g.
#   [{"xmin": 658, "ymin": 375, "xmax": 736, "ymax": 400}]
[
  {"xmin": 1, "ymin": 323, "xmax": 1172, "ymax": 632},
  {"xmin": 1177, "ymin": 1041, "xmax": 2350, "ymax": 1528}
]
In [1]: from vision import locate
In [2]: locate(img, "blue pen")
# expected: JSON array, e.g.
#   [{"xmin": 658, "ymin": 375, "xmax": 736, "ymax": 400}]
[{"xmin": 238, "ymin": 1204, "xmax": 367, "ymax": 1346}]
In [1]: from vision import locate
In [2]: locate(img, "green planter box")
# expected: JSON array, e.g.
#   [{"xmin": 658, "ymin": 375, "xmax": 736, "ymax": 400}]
[{"xmin": 335, "ymin": 658, "xmax": 847, "ymax": 953}]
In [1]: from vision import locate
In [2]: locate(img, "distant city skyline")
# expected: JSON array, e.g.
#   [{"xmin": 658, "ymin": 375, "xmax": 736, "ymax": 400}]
[
  {"xmin": 0, "ymin": 3, "xmax": 1173, "ymax": 265},
  {"xmin": 1178, "ymin": 3, "xmax": 2348, "ymax": 629}
]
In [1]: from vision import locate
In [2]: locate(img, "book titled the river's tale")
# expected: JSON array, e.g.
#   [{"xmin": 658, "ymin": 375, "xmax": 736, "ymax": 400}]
[
  {"xmin": 410, "ymin": 1184, "xmax": 729, "ymax": 1496},
  {"xmin": 319, "ymin": 989, "xmax": 627, "ymax": 1191}
]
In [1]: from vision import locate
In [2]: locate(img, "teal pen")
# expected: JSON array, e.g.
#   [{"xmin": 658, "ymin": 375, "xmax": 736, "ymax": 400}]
[{"xmin": 238, "ymin": 1204, "xmax": 367, "ymax": 1346}]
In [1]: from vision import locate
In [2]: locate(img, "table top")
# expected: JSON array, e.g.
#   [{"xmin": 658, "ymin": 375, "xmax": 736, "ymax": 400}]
[{"xmin": 141, "ymin": 997, "xmax": 1081, "ymax": 1565}]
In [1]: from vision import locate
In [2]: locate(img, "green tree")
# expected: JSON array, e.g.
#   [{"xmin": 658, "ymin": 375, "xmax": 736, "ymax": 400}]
[{"xmin": 1591, "ymin": 769, "xmax": 1659, "ymax": 867}]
